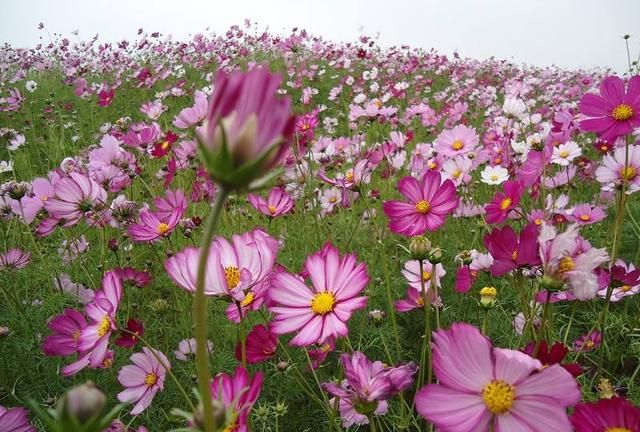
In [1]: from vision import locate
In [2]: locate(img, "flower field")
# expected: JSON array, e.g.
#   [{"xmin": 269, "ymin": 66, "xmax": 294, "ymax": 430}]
[{"xmin": 0, "ymin": 22, "xmax": 639, "ymax": 431}]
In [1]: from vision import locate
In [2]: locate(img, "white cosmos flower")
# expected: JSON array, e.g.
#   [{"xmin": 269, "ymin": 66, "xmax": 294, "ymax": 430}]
[
  {"xmin": 25, "ymin": 80, "xmax": 37, "ymax": 92},
  {"xmin": 551, "ymin": 141, "xmax": 582, "ymax": 166},
  {"xmin": 481, "ymin": 165, "xmax": 510, "ymax": 185},
  {"xmin": 0, "ymin": 161, "xmax": 14, "ymax": 173},
  {"xmin": 503, "ymin": 97, "xmax": 527, "ymax": 120}
]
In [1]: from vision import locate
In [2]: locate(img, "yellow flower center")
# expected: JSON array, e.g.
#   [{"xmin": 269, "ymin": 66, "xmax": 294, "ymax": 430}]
[
  {"xmin": 620, "ymin": 284, "xmax": 632, "ymax": 292},
  {"xmin": 160, "ymin": 140, "xmax": 170, "ymax": 150},
  {"xmin": 611, "ymin": 104, "xmax": 633, "ymax": 121},
  {"xmin": 511, "ymin": 250, "xmax": 518, "ymax": 261},
  {"xmin": 157, "ymin": 222, "xmax": 170, "ymax": 235},
  {"xmin": 310, "ymin": 291, "xmax": 336, "ymax": 315},
  {"xmin": 451, "ymin": 140, "xmax": 464, "ymax": 150},
  {"xmin": 558, "ymin": 256, "xmax": 576, "ymax": 273},
  {"xmin": 606, "ymin": 428, "xmax": 631, "ymax": 432},
  {"xmin": 97, "ymin": 315, "xmax": 111, "ymax": 337},
  {"xmin": 145, "ymin": 372, "xmax": 158, "ymax": 386},
  {"xmin": 345, "ymin": 172, "xmax": 354, "ymax": 183},
  {"xmin": 482, "ymin": 380, "xmax": 515, "ymax": 415},
  {"xmin": 585, "ymin": 340, "xmax": 595, "ymax": 349},
  {"xmin": 224, "ymin": 266, "xmax": 241, "ymax": 289},
  {"xmin": 329, "ymin": 196, "xmax": 337, "ymax": 203},
  {"xmin": 499, "ymin": 198, "xmax": 512, "ymax": 210},
  {"xmin": 241, "ymin": 292, "xmax": 255, "ymax": 307},
  {"xmin": 72, "ymin": 329, "xmax": 81, "ymax": 342},
  {"xmin": 422, "ymin": 271, "xmax": 432, "ymax": 282},
  {"xmin": 415, "ymin": 200, "xmax": 431, "ymax": 214},
  {"xmin": 319, "ymin": 342, "xmax": 332, "ymax": 353},
  {"xmin": 579, "ymin": 214, "xmax": 591, "ymax": 221},
  {"xmin": 428, "ymin": 161, "xmax": 437, "ymax": 170},
  {"xmin": 534, "ymin": 218, "xmax": 542, "ymax": 225},
  {"xmin": 41, "ymin": 196, "xmax": 48, "ymax": 201},
  {"xmin": 490, "ymin": 174, "xmax": 499, "ymax": 181},
  {"xmin": 619, "ymin": 166, "xmax": 637, "ymax": 181},
  {"xmin": 559, "ymin": 150, "xmax": 570, "ymax": 158},
  {"xmin": 453, "ymin": 169, "xmax": 462, "ymax": 179},
  {"xmin": 416, "ymin": 296, "xmax": 425, "ymax": 307},
  {"xmin": 268, "ymin": 205, "xmax": 278, "ymax": 214}
]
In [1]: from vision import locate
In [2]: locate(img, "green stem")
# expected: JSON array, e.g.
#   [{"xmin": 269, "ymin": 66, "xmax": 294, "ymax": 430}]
[
  {"xmin": 417, "ymin": 259, "xmax": 432, "ymax": 389},
  {"xmin": 367, "ymin": 414, "xmax": 378, "ymax": 432},
  {"xmin": 236, "ymin": 301, "xmax": 247, "ymax": 368},
  {"xmin": 194, "ymin": 187, "xmax": 229, "ymax": 432}
]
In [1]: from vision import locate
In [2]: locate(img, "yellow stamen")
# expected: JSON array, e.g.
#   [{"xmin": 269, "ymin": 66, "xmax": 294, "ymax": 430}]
[
  {"xmin": 241, "ymin": 292, "xmax": 255, "ymax": 307},
  {"xmin": 605, "ymin": 428, "xmax": 631, "ymax": 432},
  {"xmin": 619, "ymin": 166, "xmax": 637, "ymax": 181},
  {"xmin": 499, "ymin": 198, "xmax": 512, "ymax": 210},
  {"xmin": 157, "ymin": 222, "xmax": 170, "ymax": 235},
  {"xmin": 224, "ymin": 266, "xmax": 241, "ymax": 289},
  {"xmin": 620, "ymin": 285, "xmax": 632, "ymax": 292},
  {"xmin": 97, "ymin": 316, "xmax": 111, "ymax": 337},
  {"xmin": 558, "ymin": 256, "xmax": 576, "ymax": 273},
  {"xmin": 451, "ymin": 140, "xmax": 464, "ymax": 150},
  {"xmin": 511, "ymin": 250, "xmax": 518, "ymax": 261},
  {"xmin": 310, "ymin": 292, "xmax": 336, "ymax": 315},
  {"xmin": 72, "ymin": 329, "xmax": 81, "ymax": 342},
  {"xmin": 559, "ymin": 150, "xmax": 570, "ymax": 158},
  {"xmin": 422, "ymin": 271, "xmax": 432, "ymax": 282},
  {"xmin": 144, "ymin": 372, "xmax": 158, "ymax": 386},
  {"xmin": 268, "ymin": 205, "xmax": 278, "ymax": 215},
  {"xmin": 579, "ymin": 214, "xmax": 591, "ymax": 221},
  {"xmin": 415, "ymin": 200, "xmax": 431, "ymax": 214},
  {"xmin": 611, "ymin": 104, "xmax": 633, "ymax": 121},
  {"xmin": 482, "ymin": 380, "xmax": 515, "ymax": 415}
]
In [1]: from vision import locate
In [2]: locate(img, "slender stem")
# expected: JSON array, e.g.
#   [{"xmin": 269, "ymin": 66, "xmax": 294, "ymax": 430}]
[
  {"xmin": 562, "ymin": 302, "xmax": 577, "ymax": 346},
  {"xmin": 417, "ymin": 259, "xmax": 432, "ymax": 389},
  {"xmin": 235, "ymin": 301, "xmax": 247, "ymax": 368},
  {"xmin": 194, "ymin": 187, "xmax": 229, "ymax": 432},
  {"xmin": 481, "ymin": 309, "xmax": 489, "ymax": 336},
  {"xmin": 367, "ymin": 414, "xmax": 378, "ymax": 432}
]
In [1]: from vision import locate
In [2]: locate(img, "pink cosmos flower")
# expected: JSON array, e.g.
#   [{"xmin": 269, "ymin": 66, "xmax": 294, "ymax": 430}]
[
  {"xmin": 0, "ymin": 248, "xmax": 30, "ymax": 270},
  {"xmin": 42, "ymin": 308, "xmax": 87, "ymax": 357},
  {"xmin": 117, "ymin": 347, "xmax": 169, "ymax": 415},
  {"xmin": 173, "ymin": 90, "xmax": 208, "ymax": 129},
  {"xmin": 383, "ymin": 171, "xmax": 459, "ymax": 236},
  {"xmin": 235, "ymin": 324, "xmax": 277, "ymax": 364},
  {"xmin": 165, "ymin": 228, "xmax": 280, "ymax": 300},
  {"xmin": 484, "ymin": 180, "xmax": 524, "ymax": 224},
  {"xmin": 63, "ymin": 271, "xmax": 123, "ymax": 376},
  {"xmin": 579, "ymin": 75, "xmax": 640, "ymax": 142},
  {"xmin": 434, "ymin": 125, "xmax": 479, "ymax": 157},
  {"xmin": 415, "ymin": 323, "xmax": 580, "ymax": 431},
  {"xmin": 18, "ymin": 175, "xmax": 58, "ymax": 224},
  {"xmin": 595, "ymin": 144, "xmax": 640, "ymax": 194},
  {"xmin": 97, "ymin": 88, "xmax": 115, "ymax": 107},
  {"xmin": 596, "ymin": 260, "xmax": 640, "ymax": 302},
  {"xmin": 322, "ymin": 351, "xmax": 416, "ymax": 427},
  {"xmin": 395, "ymin": 260, "xmax": 445, "ymax": 311},
  {"xmin": 115, "ymin": 267, "xmax": 153, "ymax": 288},
  {"xmin": 573, "ymin": 330, "xmax": 601, "ymax": 352},
  {"xmin": 566, "ymin": 203, "xmax": 607, "ymax": 225},
  {"xmin": 43, "ymin": 172, "xmax": 107, "ymax": 229},
  {"xmin": 570, "ymin": 397, "xmax": 640, "ymax": 431},
  {"xmin": 248, "ymin": 187, "xmax": 294, "ymax": 217},
  {"xmin": 0, "ymin": 405, "xmax": 35, "ymax": 432},
  {"xmin": 128, "ymin": 189, "xmax": 187, "ymax": 242},
  {"xmin": 209, "ymin": 367, "xmax": 263, "ymax": 432},
  {"xmin": 174, "ymin": 338, "xmax": 213, "ymax": 361},
  {"xmin": 483, "ymin": 223, "xmax": 540, "ymax": 276},
  {"xmin": 268, "ymin": 243, "xmax": 369, "ymax": 346}
]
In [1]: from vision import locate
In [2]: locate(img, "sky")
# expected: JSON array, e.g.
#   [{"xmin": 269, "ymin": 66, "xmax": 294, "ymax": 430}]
[{"xmin": 1, "ymin": 0, "xmax": 638, "ymax": 73}]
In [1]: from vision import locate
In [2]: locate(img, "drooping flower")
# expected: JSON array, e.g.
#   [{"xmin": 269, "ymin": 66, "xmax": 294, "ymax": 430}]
[
  {"xmin": 322, "ymin": 351, "xmax": 416, "ymax": 426},
  {"xmin": 0, "ymin": 405, "xmax": 35, "ymax": 432},
  {"xmin": 579, "ymin": 75, "xmax": 640, "ymax": 142},
  {"xmin": 570, "ymin": 397, "xmax": 640, "ymax": 432},
  {"xmin": 383, "ymin": 171, "xmax": 458, "ymax": 236},
  {"xmin": 209, "ymin": 367, "xmax": 263, "ymax": 432},
  {"xmin": 484, "ymin": 180, "xmax": 524, "ymax": 224},
  {"xmin": 196, "ymin": 68, "xmax": 295, "ymax": 188},
  {"xmin": 268, "ymin": 243, "xmax": 369, "ymax": 346},
  {"xmin": 415, "ymin": 323, "xmax": 580, "ymax": 431},
  {"xmin": 595, "ymin": 144, "xmax": 640, "ymax": 194},
  {"xmin": 42, "ymin": 308, "xmax": 87, "ymax": 357},
  {"xmin": 117, "ymin": 347, "xmax": 169, "ymax": 415},
  {"xmin": 174, "ymin": 338, "xmax": 213, "ymax": 361},
  {"xmin": 128, "ymin": 189, "xmax": 187, "ymax": 242},
  {"xmin": 0, "ymin": 248, "xmax": 31, "ymax": 270},
  {"xmin": 483, "ymin": 223, "xmax": 540, "ymax": 276},
  {"xmin": 235, "ymin": 324, "xmax": 277, "ymax": 364},
  {"xmin": 248, "ymin": 187, "xmax": 294, "ymax": 217}
]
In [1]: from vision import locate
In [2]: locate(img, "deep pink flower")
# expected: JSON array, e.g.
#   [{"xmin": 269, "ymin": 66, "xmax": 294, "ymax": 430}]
[
  {"xmin": 521, "ymin": 341, "xmax": 583, "ymax": 378},
  {"xmin": 0, "ymin": 405, "xmax": 35, "ymax": 432},
  {"xmin": 483, "ymin": 223, "xmax": 540, "ymax": 276},
  {"xmin": 115, "ymin": 267, "xmax": 153, "ymax": 288},
  {"xmin": 596, "ymin": 260, "xmax": 640, "ymax": 302},
  {"xmin": 150, "ymin": 131, "xmax": 178, "ymax": 158},
  {"xmin": 115, "ymin": 318, "xmax": 144, "ymax": 349},
  {"xmin": 97, "ymin": 88, "xmax": 115, "ymax": 107},
  {"xmin": 0, "ymin": 248, "xmax": 31, "ymax": 270},
  {"xmin": 574, "ymin": 330, "xmax": 601, "ymax": 352},
  {"xmin": 570, "ymin": 397, "xmax": 640, "ymax": 432},
  {"xmin": 268, "ymin": 243, "xmax": 369, "ymax": 346},
  {"xmin": 248, "ymin": 187, "xmax": 294, "ymax": 217},
  {"xmin": 128, "ymin": 189, "xmax": 187, "ymax": 242},
  {"xmin": 383, "ymin": 171, "xmax": 459, "ymax": 236},
  {"xmin": 209, "ymin": 367, "xmax": 263, "ymax": 432},
  {"xmin": 117, "ymin": 347, "xmax": 169, "ymax": 415},
  {"xmin": 42, "ymin": 308, "xmax": 87, "ymax": 357},
  {"xmin": 235, "ymin": 324, "xmax": 277, "ymax": 364},
  {"xmin": 484, "ymin": 180, "xmax": 524, "ymax": 224},
  {"xmin": 579, "ymin": 75, "xmax": 640, "ymax": 142},
  {"xmin": 415, "ymin": 323, "xmax": 580, "ymax": 431},
  {"xmin": 197, "ymin": 68, "xmax": 295, "ymax": 188}
]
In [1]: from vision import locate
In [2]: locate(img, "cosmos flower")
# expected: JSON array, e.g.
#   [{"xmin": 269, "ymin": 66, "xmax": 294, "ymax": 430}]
[
  {"xmin": 128, "ymin": 189, "xmax": 187, "ymax": 242},
  {"xmin": 43, "ymin": 172, "xmax": 107, "ymax": 228},
  {"xmin": 521, "ymin": 341, "xmax": 583, "ymax": 377},
  {"xmin": 570, "ymin": 397, "xmax": 640, "ymax": 432},
  {"xmin": 483, "ymin": 223, "xmax": 540, "ymax": 276},
  {"xmin": 415, "ymin": 323, "xmax": 580, "ymax": 431},
  {"xmin": 209, "ymin": 367, "xmax": 263, "ymax": 432},
  {"xmin": 173, "ymin": 90, "xmax": 208, "ymax": 129},
  {"xmin": 268, "ymin": 243, "xmax": 369, "ymax": 346},
  {"xmin": 565, "ymin": 203, "xmax": 607, "ymax": 225},
  {"xmin": 434, "ymin": 125, "xmax": 479, "ymax": 157},
  {"xmin": 484, "ymin": 180, "xmax": 524, "ymax": 224},
  {"xmin": 383, "ymin": 171, "xmax": 458, "ymax": 236},
  {"xmin": 0, "ymin": 405, "xmax": 35, "ymax": 432},
  {"xmin": 574, "ymin": 330, "xmax": 601, "ymax": 352},
  {"xmin": 97, "ymin": 88, "xmax": 115, "ymax": 107},
  {"xmin": 117, "ymin": 347, "xmax": 170, "ymax": 415},
  {"xmin": 174, "ymin": 338, "xmax": 213, "ymax": 361},
  {"xmin": 0, "ymin": 248, "xmax": 31, "ymax": 270},
  {"xmin": 480, "ymin": 165, "xmax": 510, "ymax": 185},
  {"xmin": 595, "ymin": 144, "xmax": 640, "ymax": 194},
  {"xmin": 42, "ymin": 308, "xmax": 87, "ymax": 357},
  {"xmin": 235, "ymin": 324, "xmax": 277, "ymax": 364},
  {"xmin": 551, "ymin": 141, "xmax": 582, "ymax": 166},
  {"xmin": 248, "ymin": 187, "xmax": 294, "ymax": 217},
  {"xmin": 579, "ymin": 75, "xmax": 640, "ymax": 142},
  {"xmin": 115, "ymin": 318, "xmax": 144, "ymax": 349}
]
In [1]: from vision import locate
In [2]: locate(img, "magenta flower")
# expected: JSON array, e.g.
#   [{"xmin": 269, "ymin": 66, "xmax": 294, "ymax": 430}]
[
  {"xmin": 43, "ymin": 172, "xmax": 107, "ymax": 228},
  {"xmin": 383, "ymin": 171, "xmax": 459, "ymax": 236},
  {"xmin": 566, "ymin": 203, "xmax": 607, "ymax": 225},
  {"xmin": 210, "ymin": 367, "xmax": 263, "ymax": 432},
  {"xmin": 483, "ymin": 223, "xmax": 540, "ymax": 276},
  {"xmin": 579, "ymin": 75, "xmax": 640, "ymax": 142},
  {"xmin": 323, "ymin": 351, "xmax": 416, "ymax": 425},
  {"xmin": 97, "ymin": 88, "xmax": 114, "ymax": 107},
  {"xmin": 128, "ymin": 189, "xmax": 187, "ymax": 242},
  {"xmin": 595, "ymin": 144, "xmax": 640, "ymax": 194},
  {"xmin": 574, "ymin": 330, "xmax": 601, "ymax": 352},
  {"xmin": 248, "ymin": 187, "xmax": 294, "ymax": 217},
  {"xmin": 115, "ymin": 267, "xmax": 153, "ymax": 288},
  {"xmin": 115, "ymin": 318, "xmax": 144, "ymax": 349},
  {"xmin": 42, "ymin": 308, "xmax": 87, "ymax": 357},
  {"xmin": 268, "ymin": 243, "xmax": 369, "ymax": 346},
  {"xmin": 415, "ymin": 323, "xmax": 580, "ymax": 431},
  {"xmin": 165, "ymin": 228, "xmax": 280, "ymax": 299},
  {"xmin": 570, "ymin": 397, "xmax": 640, "ymax": 432},
  {"xmin": 484, "ymin": 180, "xmax": 524, "ymax": 224},
  {"xmin": 0, "ymin": 405, "xmax": 35, "ymax": 432},
  {"xmin": 117, "ymin": 347, "xmax": 170, "ymax": 415},
  {"xmin": 197, "ymin": 68, "xmax": 295, "ymax": 188},
  {"xmin": 0, "ymin": 248, "xmax": 31, "ymax": 270},
  {"xmin": 235, "ymin": 324, "xmax": 277, "ymax": 364}
]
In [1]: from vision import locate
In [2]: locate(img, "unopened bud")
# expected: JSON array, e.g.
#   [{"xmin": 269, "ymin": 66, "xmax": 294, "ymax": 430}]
[
  {"xmin": 59, "ymin": 382, "xmax": 106, "ymax": 423},
  {"xmin": 0, "ymin": 326, "xmax": 9, "ymax": 337},
  {"xmin": 479, "ymin": 286, "xmax": 497, "ymax": 309},
  {"xmin": 409, "ymin": 236, "xmax": 431, "ymax": 260},
  {"xmin": 540, "ymin": 274, "xmax": 564, "ymax": 291},
  {"xmin": 276, "ymin": 361, "xmax": 289, "ymax": 372},
  {"xmin": 274, "ymin": 401, "xmax": 288, "ymax": 416},
  {"xmin": 428, "ymin": 246, "xmax": 443, "ymax": 264}
]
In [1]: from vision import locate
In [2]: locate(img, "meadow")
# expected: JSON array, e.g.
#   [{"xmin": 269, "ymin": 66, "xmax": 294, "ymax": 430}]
[{"xmin": 0, "ymin": 22, "xmax": 639, "ymax": 431}]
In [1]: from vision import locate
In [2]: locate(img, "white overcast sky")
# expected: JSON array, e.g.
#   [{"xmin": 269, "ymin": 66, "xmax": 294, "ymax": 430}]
[{"xmin": 1, "ymin": 0, "xmax": 638, "ymax": 73}]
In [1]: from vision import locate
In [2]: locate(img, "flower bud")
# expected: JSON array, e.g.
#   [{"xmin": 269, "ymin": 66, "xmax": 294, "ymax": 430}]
[
  {"xmin": 0, "ymin": 326, "xmax": 9, "ymax": 337},
  {"xmin": 540, "ymin": 274, "xmax": 564, "ymax": 291},
  {"xmin": 479, "ymin": 286, "xmax": 497, "ymax": 309},
  {"xmin": 274, "ymin": 402, "xmax": 288, "ymax": 416},
  {"xmin": 597, "ymin": 378, "xmax": 616, "ymax": 399},
  {"xmin": 58, "ymin": 382, "xmax": 106, "ymax": 423},
  {"xmin": 409, "ymin": 236, "xmax": 431, "ymax": 260},
  {"xmin": 428, "ymin": 246, "xmax": 443, "ymax": 264},
  {"xmin": 276, "ymin": 361, "xmax": 289, "ymax": 372}
]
